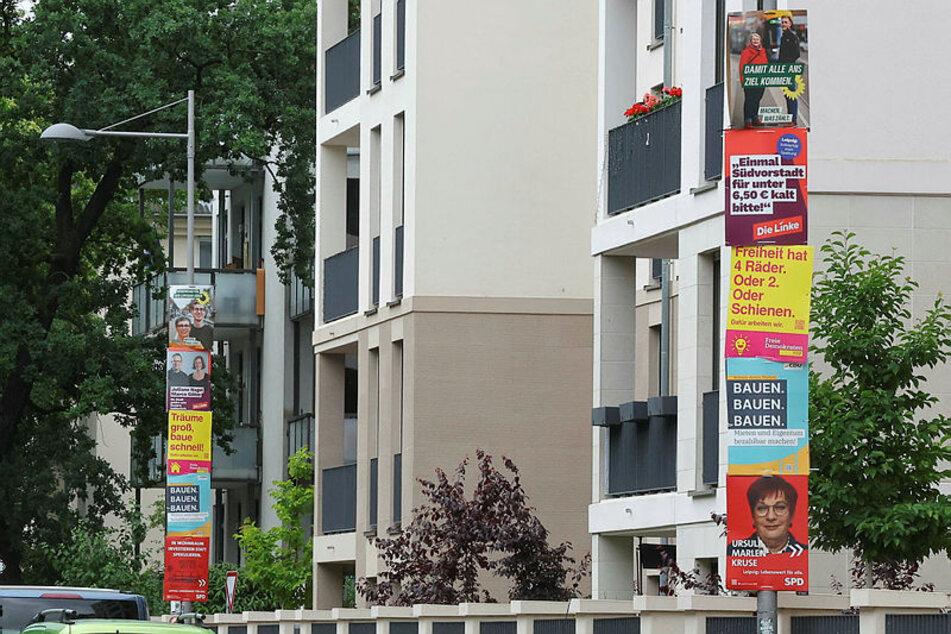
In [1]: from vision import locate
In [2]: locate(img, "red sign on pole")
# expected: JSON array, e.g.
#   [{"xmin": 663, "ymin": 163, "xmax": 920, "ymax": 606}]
[
  {"xmin": 726, "ymin": 474, "xmax": 809, "ymax": 591},
  {"xmin": 225, "ymin": 570, "xmax": 239, "ymax": 613},
  {"xmin": 163, "ymin": 536, "xmax": 210, "ymax": 602}
]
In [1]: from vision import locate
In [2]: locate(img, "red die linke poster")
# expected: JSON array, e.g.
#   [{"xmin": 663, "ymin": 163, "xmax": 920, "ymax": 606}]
[
  {"xmin": 163, "ymin": 536, "xmax": 210, "ymax": 601},
  {"xmin": 725, "ymin": 128, "xmax": 807, "ymax": 246},
  {"xmin": 726, "ymin": 474, "xmax": 808, "ymax": 591}
]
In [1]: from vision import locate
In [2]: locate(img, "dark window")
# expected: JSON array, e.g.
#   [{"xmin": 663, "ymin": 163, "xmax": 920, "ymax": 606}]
[
  {"xmin": 346, "ymin": 177, "xmax": 360, "ymax": 247},
  {"xmin": 654, "ymin": 0, "xmax": 665, "ymax": 40}
]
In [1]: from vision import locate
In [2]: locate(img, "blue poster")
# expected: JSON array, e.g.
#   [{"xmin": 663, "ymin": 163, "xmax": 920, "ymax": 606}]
[
  {"xmin": 726, "ymin": 357, "xmax": 808, "ymax": 475},
  {"xmin": 166, "ymin": 471, "xmax": 211, "ymax": 537}
]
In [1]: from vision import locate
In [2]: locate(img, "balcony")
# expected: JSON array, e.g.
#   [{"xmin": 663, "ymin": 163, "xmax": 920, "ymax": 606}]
[
  {"xmin": 371, "ymin": 236, "xmax": 380, "ymax": 307},
  {"xmin": 212, "ymin": 426, "xmax": 260, "ymax": 488},
  {"xmin": 704, "ymin": 83, "xmax": 725, "ymax": 181},
  {"xmin": 395, "ymin": 0, "xmax": 405, "ymax": 72},
  {"xmin": 394, "ymin": 225, "xmax": 404, "ymax": 298},
  {"xmin": 131, "ymin": 268, "xmax": 259, "ymax": 336},
  {"xmin": 607, "ymin": 100, "xmax": 681, "ymax": 214},
  {"xmin": 701, "ymin": 391, "xmax": 719, "ymax": 487},
  {"xmin": 371, "ymin": 13, "xmax": 382, "ymax": 88},
  {"xmin": 322, "ymin": 463, "xmax": 357, "ymax": 533},
  {"xmin": 289, "ymin": 269, "xmax": 314, "ymax": 320},
  {"xmin": 393, "ymin": 452, "xmax": 402, "ymax": 523},
  {"xmin": 287, "ymin": 413, "xmax": 314, "ymax": 461},
  {"xmin": 325, "ymin": 29, "xmax": 361, "ymax": 113},
  {"xmin": 606, "ymin": 397, "xmax": 677, "ymax": 496},
  {"xmin": 369, "ymin": 457, "xmax": 378, "ymax": 528},
  {"xmin": 323, "ymin": 246, "xmax": 359, "ymax": 322}
]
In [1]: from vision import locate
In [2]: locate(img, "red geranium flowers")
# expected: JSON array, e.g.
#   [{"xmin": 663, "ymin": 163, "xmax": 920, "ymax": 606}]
[{"xmin": 624, "ymin": 86, "xmax": 683, "ymax": 121}]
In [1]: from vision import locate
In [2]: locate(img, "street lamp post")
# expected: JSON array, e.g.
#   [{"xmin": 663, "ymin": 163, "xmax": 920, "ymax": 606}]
[
  {"xmin": 41, "ymin": 92, "xmax": 198, "ymax": 615},
  {"xmin": 41, "ymin": 90, "xmax": 197, "ymax": 284}
]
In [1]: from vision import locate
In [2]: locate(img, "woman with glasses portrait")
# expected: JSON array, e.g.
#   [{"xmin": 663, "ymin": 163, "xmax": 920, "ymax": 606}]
[{"xmin": 728, "ymin": 475, "xmax": 806, "ymax": 556}]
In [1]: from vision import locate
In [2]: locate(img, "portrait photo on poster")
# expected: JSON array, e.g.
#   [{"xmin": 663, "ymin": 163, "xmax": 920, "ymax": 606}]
[
  {"xmin": 726, "ymin": 10, "xmax": 809, "ymax": 129},
  {"xmin": 726, "ymin": 474, "xmax": 809, "ymax": 591},
  {"xmin": 166, "ymin": 349, "xmax": 211, "ymax": 411},
  {"xmin": 168, "ymin": 285, "xmax": 215, "ymax": 351}
]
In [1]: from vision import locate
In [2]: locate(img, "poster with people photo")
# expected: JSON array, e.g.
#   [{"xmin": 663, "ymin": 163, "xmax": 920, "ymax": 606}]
[
  {"xmin": 726, "ymin": 10, "xmax": 809, "ymax": 129},
  {"xmin": 166, "ymin": 349, "xmax": 212, "ymax": 411},
  {"xmin": 168, "ymin": 285, "xmax": 215, "ymax": 351},
  {"xmin": 726, "ymin": 474, "xmax": 809, "ymax": 591}
]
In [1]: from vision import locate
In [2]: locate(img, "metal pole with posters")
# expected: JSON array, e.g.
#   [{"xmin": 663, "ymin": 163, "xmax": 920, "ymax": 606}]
[{"xmin": 722, "ymin": 11, "xmax": 813, "ymax": 629}]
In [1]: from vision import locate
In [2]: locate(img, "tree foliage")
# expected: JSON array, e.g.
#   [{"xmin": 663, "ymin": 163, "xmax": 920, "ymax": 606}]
[
  {"xmin": 0, "ymin": 0, "xmax": 314, "ymax": 583},
  {"xmin": 358, "ymin": 450, "xmax": 589, "ymax": 606},
  {"xmin": 235, "ymin": 448, "xmax": 314, "ymax": 608},
  {"xmin": 809, "ymin": 232, "xmax": 951, "ymax": 569}
]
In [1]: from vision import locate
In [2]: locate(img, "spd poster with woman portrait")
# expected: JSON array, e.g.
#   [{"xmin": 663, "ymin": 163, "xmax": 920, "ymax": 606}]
[
  {"xmin": 727, "ymin": 474, "xmax": 809, "ymax": 591},
  {"xmin": 726, "ymin": 10, "xmax": 809, "ymax": 129}
]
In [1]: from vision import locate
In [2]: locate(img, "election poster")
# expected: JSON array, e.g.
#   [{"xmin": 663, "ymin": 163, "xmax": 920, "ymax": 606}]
[
  {"xmin": 726, "ymin": 10, "xmax": 809, "ymax": 129},
  {"xmin": 726, "ymin": 245, "xmax": 813, "ymax": 363},
  {"xmin": 166, "ymin": 349, "xmax": 211, "ymax": 411},
  {"xmin": 725, "ymin": 128, "xmax": 807, "ymax": 246},
  {"xmin": 166, "ymin": 471, "xmax": 211, "ymax": 537},
  {"xmin": 168, "ymin": 285, "xmax": 215, "ymax": 352},
  {"xmin": 167, "ymin": 410, "xmax": 212, "ymax": 473},
  {"xmin": 163, "ymin": 536, "xmax": 210, "ymax": 602},
  {"xmin": 726, "ymin": 474, "xmax": 808, "ymax": 591},
  {"xmin": 726, "ymin": 358, "xmax": 808, "ymax": 475}
]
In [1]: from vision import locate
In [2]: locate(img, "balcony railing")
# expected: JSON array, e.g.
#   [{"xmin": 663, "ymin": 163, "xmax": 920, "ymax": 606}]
[
  {"xmin": 289, "ymin": 268, "xmax": 314, "ymax": 320},
  {"xmin": 322, "ymin": 463, "xmax": 357, "ymax": 533},
  {"xmin": 287, "ymin": 413, "xmax": 314, "ymax": 462},
  {"xmin": 325, "ymin": 29, "xmax": 361, "ymax": 113},
  {"xmin": 607, "ymin": 100, "xmax": 681, "ymax": 214},
  {"xmin": 607, "ymin": 397, "xmax": 677, "ymax": 496},
  {"xmin": 393, "ymin": 452, "xmax": 402, "ymax": 523},
  {"xmin": 131, "ymin": 268, "xmax": 259, "ymax": 336},
  {"xmin": 394, "ymin": 225, "xmax": 404, "ymax": 298},
  {"xmin": 212, "ymin": 426, "xmax": 260, "ymax": 487},
  {"xmin": 701, "ymin": 391, "xmax": 719, "ymax": 486},
  {"xmin": 705, "ymin": 83, "xmax": 725, "ymax": 181},
  {"xmin": 372, "ymin": 236, "xmax": 380, "ymax": 307},
  {"xmin": 323, "ymin": 246, "xmax": 359, "ymax": 322},
  {"xmin": 372, "ymin": 13, "xmax": 382, "ymax": 87},
  {"xmin": 395, "ymin": 0, "xmax": 406, "ymax": 71},
  {"xmin": 369, "ymin": 457, "xmax": 379, "ymax": 527}
]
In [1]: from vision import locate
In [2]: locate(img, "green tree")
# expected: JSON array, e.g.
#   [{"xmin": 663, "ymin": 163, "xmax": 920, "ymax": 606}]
[
  {"xmin": 809, "ymin": 232, "xmax": 951, "ymax": 577},
  {"xmin": 0, "ymin": 0, "xmax": 315, "ymax": 582},
  {"xmin": 41, "ymin": 511, "xmax": 166, "ymax": 613},
  {"xmin": 235, "ymin": 448, "xmax": 314, "ymax": 608}
]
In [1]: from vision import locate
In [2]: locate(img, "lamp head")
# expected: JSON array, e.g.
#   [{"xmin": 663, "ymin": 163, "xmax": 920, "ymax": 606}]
[{"xmin": 40, "ymin": 123, "xmax": 92, "ymax": 142}]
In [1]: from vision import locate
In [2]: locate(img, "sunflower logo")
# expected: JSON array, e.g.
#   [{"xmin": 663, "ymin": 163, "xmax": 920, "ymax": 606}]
[{"xmin": 782, "ymin": 75, "xmax": 806, "ymax": 99}]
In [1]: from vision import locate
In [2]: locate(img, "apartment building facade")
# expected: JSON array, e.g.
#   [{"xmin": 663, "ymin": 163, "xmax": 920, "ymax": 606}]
[
  {"xmin": 590, "ymin": 0, "xmax": 951, "ymax": 598},
  {"xmin": 314, "ymin": 0, "xmax": 598, "ymax": 608}
]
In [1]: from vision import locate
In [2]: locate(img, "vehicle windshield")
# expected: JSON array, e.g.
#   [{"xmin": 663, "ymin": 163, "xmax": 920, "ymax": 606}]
[{"xmin": 0, "ymin": 598, "xmax": 140, "ymax": 634}]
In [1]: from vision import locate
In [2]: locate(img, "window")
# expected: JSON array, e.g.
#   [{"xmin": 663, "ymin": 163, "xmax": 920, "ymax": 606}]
[{"xmin": 654, "ymin": 0, "xmax": 665, "ymax": 41}]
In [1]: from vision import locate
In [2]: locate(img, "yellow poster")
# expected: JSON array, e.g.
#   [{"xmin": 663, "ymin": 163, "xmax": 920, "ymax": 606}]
[
  {"xmin": 726, "ymin": 245, "xmax": 813, "ymax": 363},
  {"xmin": 167, "ymin": 410, "xmax": 212, "ymax": 468}
]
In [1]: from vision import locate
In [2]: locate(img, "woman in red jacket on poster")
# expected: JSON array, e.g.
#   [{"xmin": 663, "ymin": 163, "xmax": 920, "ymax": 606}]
[{"xmin": 740, "ymin": 32, "xmax": 769, "ymax": 128}]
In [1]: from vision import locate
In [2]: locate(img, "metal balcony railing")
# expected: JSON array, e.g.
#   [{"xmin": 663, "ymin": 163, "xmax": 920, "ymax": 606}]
[
  {"xmin": 702, "ymin": 391, "xmax": 720, "ymax": 486},
  {"xmin": 287, "ymin": 413, "xmax": 314, "ymax": 462},
  {"xmin": 395, "ymin": 0, "xmax": 406, "ymax": 71},
  {"xmin": 607, "ymin": 397, "xmax": 677, "ymax": 496},
  {"xmin": 289, "ymin": 268, "xmax": 314, "ymax": 321},
  {"xmin": 131, "ymin": 268, "xmax": 258, "ymax": 336},
  {"xmin": 372, "ymin": 13, "xmax": 382, "ymax": 87},
  {"xmin": 369, "ymin": 457, "xmax": 378, "ymax": 527},
  {"xmin": 607, "ymin": 100, "xmax": 682, "ymax": 214},
  {"xmin": 325, "ymin": 29, "xmax": 361, "ymax": 113},
  {"xmin": 323, "ymin": 246, "xmax": 359, "ymax": 322},
  {"xmin": 705, "ymin": 83, "xmax": 725, "ymax": 181},
  {"xmin": 212, "ymin": 426, "xmax": 260, "ymax": 487},
  {"xmin": 394, "ymin": 225, "xmax": 404, "ymax": 298},
  {"xmin": 393, "ymin": 452, "xmax": 402, "ymax": 523},
  {"xmin": 322, "ymin": 463, "xmax": 357, "ymax": 533}
]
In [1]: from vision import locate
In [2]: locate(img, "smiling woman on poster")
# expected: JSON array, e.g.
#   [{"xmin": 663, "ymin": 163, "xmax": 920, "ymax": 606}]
[
  {"xmin": 728, "ymin": 475, "xmax": 806, "ymax": 556},
  {"xmin": 740, "ymin": 32, "xmax": 769, "ymax": 128}
]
